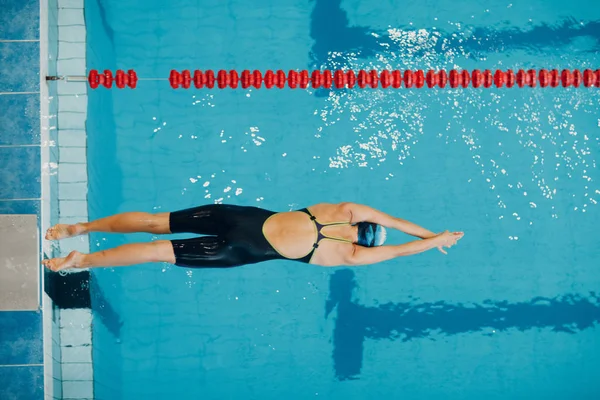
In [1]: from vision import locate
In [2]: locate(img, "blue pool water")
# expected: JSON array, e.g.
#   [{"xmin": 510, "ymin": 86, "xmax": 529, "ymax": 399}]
[{"xmin": 85, "ymin": 0, "xmax": 600, "ymax": 398}]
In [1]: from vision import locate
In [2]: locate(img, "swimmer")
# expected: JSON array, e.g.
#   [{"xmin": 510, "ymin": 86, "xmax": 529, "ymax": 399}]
[{"xmin": 42, "ymin": 203, "xmax": 463, "ymax": 272}]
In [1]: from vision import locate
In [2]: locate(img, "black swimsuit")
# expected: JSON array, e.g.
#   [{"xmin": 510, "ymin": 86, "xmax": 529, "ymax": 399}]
[
  {"xmin": 170, "ymin": 204, "xmax": 284, "ymax": 268},
  {"xmin": 169, "ymin": 204, "xmax": 351, "ymax": 268},
  {"xmin": 295, "ymin": 208, "xmax": 352, "ymax": 263}
]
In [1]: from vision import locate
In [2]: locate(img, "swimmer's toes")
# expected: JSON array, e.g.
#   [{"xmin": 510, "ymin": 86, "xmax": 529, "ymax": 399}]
[
  {"xmin": 42, "ymin": 258, "xmax": 58, "ymax": 271},
  {"xmin": 45, "ymin": 224, "xmax": 83, "ymax": 240},
  {"xmin": 44, "ymin": 227, "xmax": 54, "ymax": 240},
  {"xmin": 42, "ymin": 252, "xmax": 81, "ymax": 272},
  {"xmin": 45, "ymin": 225, "xmax": 66, "ymax": 240}
]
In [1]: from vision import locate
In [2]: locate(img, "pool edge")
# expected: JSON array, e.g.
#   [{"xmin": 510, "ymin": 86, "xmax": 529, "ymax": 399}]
[{"xmin": 42, "ymin": 0, "xmax": 95, "ymax": 399}]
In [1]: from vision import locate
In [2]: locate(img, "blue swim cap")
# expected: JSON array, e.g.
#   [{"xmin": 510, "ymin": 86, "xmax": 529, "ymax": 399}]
[{"xmin": 357, "ymin": 222, "xmax": 387, "ymax": 247}]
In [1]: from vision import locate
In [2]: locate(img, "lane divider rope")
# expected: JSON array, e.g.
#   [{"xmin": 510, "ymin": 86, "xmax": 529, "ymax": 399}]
[{"xmin": 49, "ymin": 68, "xmax": 600, "ymax": 89}]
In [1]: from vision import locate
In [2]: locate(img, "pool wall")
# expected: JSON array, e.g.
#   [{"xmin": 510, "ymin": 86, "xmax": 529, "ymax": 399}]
[{"xmin": 46, "ymin": 0, "xmax": 96, "ymax": 399}]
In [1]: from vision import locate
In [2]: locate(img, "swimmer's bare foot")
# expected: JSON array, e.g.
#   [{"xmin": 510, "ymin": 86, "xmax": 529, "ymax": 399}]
[
  {"xmin": 45, "ymin": 223, "xmax": 86, "ymax": 240},
  {"xmin": 42, "ymin": 251, "xmax": 85, "ymax": 272}
]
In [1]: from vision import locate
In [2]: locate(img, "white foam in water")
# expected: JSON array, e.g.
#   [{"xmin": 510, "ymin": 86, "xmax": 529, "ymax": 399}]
[{"xmin": 313, "ymin": 24, "xmax": 600, "ymax": 220}]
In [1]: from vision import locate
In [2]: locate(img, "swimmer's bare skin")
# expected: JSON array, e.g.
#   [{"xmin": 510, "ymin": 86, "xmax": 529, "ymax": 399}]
[
  {"xmin": 43, "ymin": 203, "xmax": 463, "ymax": 271},
  {"xmin": 43, "ymin": 212, "xmax": 174, "ymax": 272},
  {"xmin": 45, "ymin": 224, "xmax": 86, "ymax": 240},
  {"xmin": 42, "ymin": 251, "xmax": 84, "ymax": 272},
  {"xmin": 42, "ymin": 242, "xmax": 175, "ymax": 272}
]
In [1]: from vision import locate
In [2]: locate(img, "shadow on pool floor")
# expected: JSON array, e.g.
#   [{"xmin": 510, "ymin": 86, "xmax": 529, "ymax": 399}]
[{"xmin": 327, "ymin": 269, "xmax": 600, "ymax": 380}]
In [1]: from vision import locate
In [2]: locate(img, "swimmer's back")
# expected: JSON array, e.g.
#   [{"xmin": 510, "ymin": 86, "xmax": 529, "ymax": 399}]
[{"xmin": 263, "ymin": 203, "xmax": 354, "ymax": 264}]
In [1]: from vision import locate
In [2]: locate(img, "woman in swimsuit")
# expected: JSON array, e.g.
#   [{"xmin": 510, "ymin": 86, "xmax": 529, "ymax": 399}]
[{"xmin": 42, "ymin": 203, "xmax": 464, "ymax": 272}]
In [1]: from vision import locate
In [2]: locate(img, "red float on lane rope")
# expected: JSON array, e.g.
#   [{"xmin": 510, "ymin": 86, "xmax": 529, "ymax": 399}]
[{"xmin": 87, "ymin": 69, "xmax": 600, "ymax": 90}]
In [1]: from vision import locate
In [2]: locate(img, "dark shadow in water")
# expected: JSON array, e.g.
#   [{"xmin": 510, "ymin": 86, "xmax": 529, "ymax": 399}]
[
  {"xmin": 90, "ymin": 276, "xmax": 123, "ymax": 339},
  {"xmin": 310, "ymin": 0, "xmax": 381, "ymax": 66},
  {"xmin": 326, "ymin": 269, "xmax": 600, "ymax": 381},
  {"xmin": 44, "ymin": 268, "xmax": 91, "ymax": 309},
  {"xmin": 309, "ymin": 0, "xmax": 600, "ymax": 70},
  {"xmin": 86, "ymin": 0, "xmax": 123, "ymax": 341},
  {"xmin": 91, "ymin": 0, "xmax": 115, "ymax": 43},
  {"xmin": 460, "ymin": 19, "xmax": 600, "ymax": 55}
]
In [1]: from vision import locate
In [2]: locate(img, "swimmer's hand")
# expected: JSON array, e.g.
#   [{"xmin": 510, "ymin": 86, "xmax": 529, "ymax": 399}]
[{"xmin": 434, "ymin": 231, "xmax": 464, "ymax": 254}]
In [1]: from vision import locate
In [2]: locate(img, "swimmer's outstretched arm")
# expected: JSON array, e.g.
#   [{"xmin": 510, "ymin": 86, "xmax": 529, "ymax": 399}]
[
  {"xmin": 339, "ymin": 202, "xmax": 437, "ymax": 239},
  {"xmin": 344, "ymin": 231, "xmax": 464, "ymax": 266}
]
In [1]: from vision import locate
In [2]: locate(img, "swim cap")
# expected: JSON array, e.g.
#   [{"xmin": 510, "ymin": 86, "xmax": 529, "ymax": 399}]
[{"xmin": 357, "ymin": 222, "xmax": 387, "ymax": 247}]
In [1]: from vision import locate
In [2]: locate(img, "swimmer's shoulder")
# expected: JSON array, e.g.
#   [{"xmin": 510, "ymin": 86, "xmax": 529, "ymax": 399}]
[
  {"xmin": 270, "ymin": 202, "xmax": 346, "ymax": 218},
  {"xmin": 306, "ymin": 202, "xmax": 352, "ymax": 221}
]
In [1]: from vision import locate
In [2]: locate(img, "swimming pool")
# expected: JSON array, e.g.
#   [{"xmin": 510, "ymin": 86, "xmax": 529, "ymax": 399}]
[{"xmin": 84, "ymin": 0, "xmax": 600, "ymax": 398}]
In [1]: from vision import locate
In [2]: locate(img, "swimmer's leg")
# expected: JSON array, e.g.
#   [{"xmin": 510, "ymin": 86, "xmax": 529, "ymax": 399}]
[
  {"xmin": 171, "ymin": 236, "xmax": 246, "ymax": 268},
  {"xmin": 45, "ymin": 212, "xmax": 171, "ymax": 240},
  {"xmin": 42, "ymin": 240, "xmax": 175, "ymax": 272}
]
